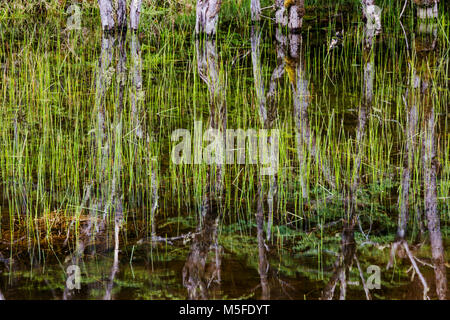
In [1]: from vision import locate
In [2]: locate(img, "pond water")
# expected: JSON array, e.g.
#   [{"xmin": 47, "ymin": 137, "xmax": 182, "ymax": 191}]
[{"xmin": 0, "ymin": 3, "xmax": 449, "ymax": 300}]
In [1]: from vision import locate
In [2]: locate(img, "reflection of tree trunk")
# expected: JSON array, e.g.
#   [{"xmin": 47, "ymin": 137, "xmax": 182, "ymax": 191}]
[
  {"xmin": 182, "ymin": 194, "xmax": 221, "ymax": 299},
  {"xmin": 183, "ymin": 40, "xmax": 225, "ymax": 300},
  {"xmin": 251, "ymin": 26, "xmax": 276, "ymax": 298},
  {"xmin": 275, "ymin": 0, "xmax": 287, "ymax": 26},
  {"xmin": 290, "ymin": 33, "xmax": 335, "ymax": 198},
  {"xmin": 130, "ymin": 35, "xmax": 143, "ymax": 140},
  {"xmin": 257, "ymin": 178, "xmax": 270, "ymax": 299},
  {"xmin": 267, "ymin": 28, "xmax": 287, "ymax": 119},
  {"xmin": 321, "ymin": 16, "xmax": 380, "ymax": 301},
  {"xmin": 251, "ymin": 26, "xmax": 266, "ymax": 126},
  {"xmin": 104, "ymin": 196, "xmax": 122, "ymax": 300},
  {"xmin": 389, "ymin": 14, "xmax": 447, "ymax": 299},
  {"xmin": 423, "ymin": 107, "xmax": 447, "ymax": 300},
  {"xmin": 351, "ymin": 34, "xmax": 374, "ymax": 196},
  {"xmin": 414, "ymin": 0, "xmax": 439, "ymax": 19},
  {"xmin": 63, "ymin": 30, "xmax": 125, "ymax": 300},
  {"xmin": 322, "ymin": 191, "xmax": 372, "ymax": 299},
  {"xmin": 321, "ymin": 217, "xmax": 358, "ymax": 300},
  {"xmin": 398, "ymin": 83, "xmax": 418, "ymax": 240},
  {"xmin": 251, "ymin": 25, "xmax": 279, "ymax": 241},
  {"xmin": 103, "ymin": 30, "xmax": 126, "ymax": 300},
  {"xmin": 383, "ymin": 11, "xmax": 432, "ymax": 300},
  {"xmin": 129, "ymin": 32, "xmax": 158, "ymax": 236},
  {"xmin": 253, "ymin": 26, "xmax": 285, "ymax": 129},
  {"xmin": 415, "ymin": 5, "xmax": 446, "ymax": 300},
  {"xmin": 251, "ymin": 0, "xmax": 262, "ymax": 22},
  {"xmin": 291, "ymin": 34, "xmax": 311, "ymax": 199}
]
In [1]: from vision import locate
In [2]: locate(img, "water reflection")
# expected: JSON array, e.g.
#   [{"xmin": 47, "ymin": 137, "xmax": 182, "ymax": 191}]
[
  {"xmin": 63, "ymin": 30, "xmax": 126, "ymax": 299},
  {"xmin": 388, "ymin": 10, "xmax": 447, "ymax": 300},
  {"xmin": 320, "ymin": 11, "xmax": 378, "ymax": 300},
  {"xmin": 251, "ymin": 24, "xmax": 285, "ymax": 299},
  {"xmin": 415, "ymin": 16, "xmax": 447, "ymax": 300},
  {"xmin": 182, "ymin": 39, "xmax": 226, "ymax": 299}
]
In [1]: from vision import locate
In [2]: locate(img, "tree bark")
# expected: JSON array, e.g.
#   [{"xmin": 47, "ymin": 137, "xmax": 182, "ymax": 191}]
[
  {"xmin": 397, "ymin": 102, "xmax": 417, "ymax": 240},
  {"xmin": 257, "ymin": 178, "xmax": 270, "ymax": 299},
  {"xmin": 275, "ymin": 0, "xmax": 287, "ymax": 26},
  {"xmin": 130, "ymin": 0, "xmax": 143, "ymax": 30},
  {"xmin": 287, "ymin": 0, "xmax": 305, "ymax": 31},
  {"xmin": 196, "ymin": 0, "xmax": 222, "ymax": 36},
  {"xmin": 251, "ymin": 0, "xmax": 262, "ymax": 22},
  {"xmin": 423, "ymin": 107, "xmax": 447, "ymax": 300},
  {"xmin": 98, "ymin": 0, "xmax": 115, "ymax": 31},
  {"xmin": 415, "ymin": 0, "xmax": 439, "ymax": 19}
]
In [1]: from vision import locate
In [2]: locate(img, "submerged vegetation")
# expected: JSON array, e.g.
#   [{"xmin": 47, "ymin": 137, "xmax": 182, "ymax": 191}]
[{"xmin": 0, "ymin": 0, "xmax": 449, "ymax": 300}]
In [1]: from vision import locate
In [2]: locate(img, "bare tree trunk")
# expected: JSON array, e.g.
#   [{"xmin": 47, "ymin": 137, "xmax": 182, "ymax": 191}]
[
  {"xmin": 251, "ymin": 26, "xmax": 267, "ymax": 125},
  {"xmin": 130, "ymin": 0, "xmax": 143, "ymax": 30},
  {"xmin": 290, "ymin": 33, "xmax": 335, "ymax": 194},
  {"xmin": 98, "ymin": 0, "xmax": 115, "ymax": 31},
  {"xmin": 397, "ymin": 52, "xmax": 419, "ymax": 241},
  {"xmin": 414, "ymin": 6, "xmax": 446, "ymax": 299},
  {"xmin": 196, "ymin": 0, "xmax": 222, "ymax": 36},
  {"xmin": 257, "ymin": 178, "xmax": 270, "ymax": 299},
  {"xmin": 130, "ymin": 33, "xmax": 144, "ymax": 139},
  {"xmin": 423, "ymin": 107, "xmax": 447, "ymax": 300},
  {"xmin": 397, "ymin": 102, "xmax": 417, "ymax": 239},
  {"xmin": 103, "ymin": 31, "xmax": 126, "ymax": 301},
  {"xmin": 250, "ymin": 24, "xmax": 275, "ymax": 272},
  {"xmin": 275, "ymin": 0, "xmax": 287, "ymax": 26},
  {"xmin": 251, "ymin": 25, "xmax": 279, "ymax": 241},
  {"xmin": 321, "ymin": 217, "xmax": 357, "ymax": 300},
  {"xmin": 251, "ymin": 0, "xmax": 262, "ymax": 22},
  {"xmin": 183, "ymin": 40, "xmax": 225, "ymax": 300},
  {"xmin": 117, "ymin": 0, "xmax": 127, "ymax": 29},
  {"xmin": 414, "ymin": 0, "xmax": 439, "ymax": 19}
]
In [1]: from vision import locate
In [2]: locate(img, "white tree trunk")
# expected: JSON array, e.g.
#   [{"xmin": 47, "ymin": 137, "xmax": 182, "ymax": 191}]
[
  {"xmin": 416, "ymin": 2, "xmax": 438, "ymax": 19},
  {"xmin": 288, "ymin": 1, "xmax": 305, "ymax": 31},
  {"xmin": 196, "ymin": 0, "xmax": 222, "ymax": 36},
  {"xmin": 275, "ymin": 0, "xmax": 287, "ymax": 26},
  {"xmin": 130, "ymin": 0, "xmax": 143, "ymax": 30},
  {"xmin": 98, "ymin": 0, "xmax": 115, "ymax": 30},
  {"xmin": 251, "ymin": 0, "xmax": 262, "ymax": 22}
]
